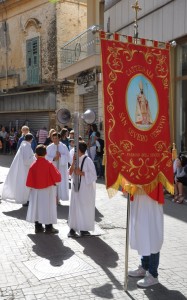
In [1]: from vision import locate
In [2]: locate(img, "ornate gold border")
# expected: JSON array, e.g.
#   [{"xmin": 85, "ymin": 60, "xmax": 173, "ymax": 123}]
[{"xmin": 104, "ymin": 41, "xmax": 173, "ymax": 194}]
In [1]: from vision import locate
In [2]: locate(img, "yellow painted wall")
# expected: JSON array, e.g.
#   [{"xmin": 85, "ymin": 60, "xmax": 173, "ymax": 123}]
[
  {"xmin": 56, "ymin": 0, "xmax": 87, "ymax": 110},
  {"xmin": 87, "ymin": 0, "xmax": 103, "ymax": 28}
]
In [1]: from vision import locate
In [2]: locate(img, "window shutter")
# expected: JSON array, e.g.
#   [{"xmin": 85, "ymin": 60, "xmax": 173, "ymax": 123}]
[{"xmin": 26, "ymin": 37, "xmax": 40, "ymax": 85}]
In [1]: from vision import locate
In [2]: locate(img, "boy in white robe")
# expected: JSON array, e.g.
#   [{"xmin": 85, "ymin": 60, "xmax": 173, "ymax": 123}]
[
  {"xmin": 2, "ymin": 133, "xmax": 35, "ymax": 205},
  {"xmin": 128, "ymin": 184, "xmax": 164, "ymax": 288},
  {"xmin": 68, "ymin": 141, "xmax": 97, "ymax": 237},
  {"xmin": 46, "ymin": 132, "xmax": 70, "ymax": 202},
  {"xmin": 26, "ymin": 144, "xmax": 61, "ymax": 234}
]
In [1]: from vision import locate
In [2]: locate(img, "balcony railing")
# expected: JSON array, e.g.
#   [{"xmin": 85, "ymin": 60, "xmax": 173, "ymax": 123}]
[{"xmin": 60, "ymin": 25, "xmax": 101, "ymax": 69}]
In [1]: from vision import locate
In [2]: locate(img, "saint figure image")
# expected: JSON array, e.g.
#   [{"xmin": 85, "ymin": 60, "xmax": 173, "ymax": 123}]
[{"xmin": 135, "ymin": 81, "xmax": 153, "ymax": 126}]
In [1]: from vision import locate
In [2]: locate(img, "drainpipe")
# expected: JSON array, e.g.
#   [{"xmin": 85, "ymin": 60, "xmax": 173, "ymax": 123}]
[{"xmin": 4, "ymin": 20, "xmax": 8, "ymax": 92}]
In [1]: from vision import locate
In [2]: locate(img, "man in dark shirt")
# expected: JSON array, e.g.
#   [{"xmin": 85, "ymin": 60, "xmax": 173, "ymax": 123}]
[{"xmin": 95, "ymin": 131, "xmax": 104, "ymax": 178}]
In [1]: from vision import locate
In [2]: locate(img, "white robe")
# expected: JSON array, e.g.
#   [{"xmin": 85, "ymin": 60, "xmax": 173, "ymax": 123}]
[
  {"xmin": 130, "ymin": 193, "xmax": 164, "ymax": 256},
  {"xmin": 46, "ymin": 142, "xmax": 70, "ymax": 200},
  {"xmin": 1, "ymin": 141, "xmax": 35, "ymax": 204},
  {"xmin": 26, "ymin": 186, "xmax": 57, "ymax": 224},
  {"xmin": 68, "ymin": 155, "xmax": 97, "ymax": 232}
]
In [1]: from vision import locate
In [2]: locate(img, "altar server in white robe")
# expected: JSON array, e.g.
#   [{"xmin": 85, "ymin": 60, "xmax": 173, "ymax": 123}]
[
  {"xmin": 68, "ymin": 141, "xmax": 97, "ymax": 237},
  {"xmin": 1, "ymin": 133, "xmax": 35, "ymax": 204},
  {"xmin": 69, "ymin": 140, "xmax": 88, "ymax": 165},
  {"xmin": 46, "ymin": 132, "xmax": 70, "ymax": 201},
  {"xmin": 26, "ymin": 144, "xmax": 61, "ymax": 234},
  {"xmin": 128, "ymin": 184, "xmax": 164, "ymax": 288}
]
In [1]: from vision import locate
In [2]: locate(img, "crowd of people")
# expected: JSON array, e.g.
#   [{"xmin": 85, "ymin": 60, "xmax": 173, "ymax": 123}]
[
  {"xmin": 173, "ymin": 152, "xmax": 187, "ymax": 204},
  {"xmin": 1, "ymin": 123, "xmax": 105, "ymax": 237},
  {"xmin": 0, "ymin": 124, "xmax": 105, "ymax": 179},
  {"xmin": 0, "ymin": 126, "xmax": 20, "ymax": 154}
]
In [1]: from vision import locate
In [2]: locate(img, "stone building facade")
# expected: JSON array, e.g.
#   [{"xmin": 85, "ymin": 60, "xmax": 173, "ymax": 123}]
[{"xmin": 0, "ymin": 0, "xmax": 87, "ymax": 133}]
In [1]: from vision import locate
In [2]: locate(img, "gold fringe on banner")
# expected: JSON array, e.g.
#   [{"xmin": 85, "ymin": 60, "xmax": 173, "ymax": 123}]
[{"xmin": 107, "ymin": 173, "xmax": 174, "ymax": 199}]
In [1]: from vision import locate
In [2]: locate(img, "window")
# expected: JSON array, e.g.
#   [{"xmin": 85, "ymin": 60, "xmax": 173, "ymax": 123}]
[{"xmin": 26, "ymin": 37, "xmax": 40, "ymax": 85}]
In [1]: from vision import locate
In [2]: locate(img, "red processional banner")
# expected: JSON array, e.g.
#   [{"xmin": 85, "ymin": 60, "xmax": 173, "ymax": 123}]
[{"xmin": 100, "ymin": 32, "xmax": 174, "ymax": 196}]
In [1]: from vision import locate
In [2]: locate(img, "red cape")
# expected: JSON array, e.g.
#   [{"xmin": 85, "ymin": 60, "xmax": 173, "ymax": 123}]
[{"xmin": 26, "ymin": 157, "xmax": 61, "ymax": 189}]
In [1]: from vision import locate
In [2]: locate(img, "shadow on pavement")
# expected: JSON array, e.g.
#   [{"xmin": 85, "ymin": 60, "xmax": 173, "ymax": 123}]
[
  {"xmin": 92, "ymin": 283, "xmax": 113, "ymax": 299},
  {"xmin": 28, "ymin": 233, "xmax": 74, "ymax": 266},
  {"xmin": 2, "ymin": 203, "xmax": 105, "ymax": 227},
  {"xmin": 164, "ymin": 198, "xmax": 187, "ymax": 223},
  {"xmin": 76, "ymin": 236, "xmax": 124, "ymax": 295},
  {"xmin": 3, "ymin": 206, "xmax": 27, "ymax": 220},
  {"xmin": 126, "ymin": 280, "xmax": 187, "ymax": 300},
  {"xmin": 57, "ymin": 204, "xmax": 69, "ymax": 220},
  {"xmin": 0, "ymin": 154, "xmax": 14, "ymax": 168},
  {"xmin": 95, "ymin": 207, "xmax": 104, "ymax": 222},
  {"xmin": 2, "ymin": 203, "xmax": 70, "ymax": 222},
  {"xmin": 144, "ymin": 283, "xmax": 187, "ymax": 300}
]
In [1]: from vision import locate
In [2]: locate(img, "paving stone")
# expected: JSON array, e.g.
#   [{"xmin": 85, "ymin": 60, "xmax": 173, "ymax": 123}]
[{"xmin": 0, "ymin": 155, "xmax": 187, "ymax": 299}]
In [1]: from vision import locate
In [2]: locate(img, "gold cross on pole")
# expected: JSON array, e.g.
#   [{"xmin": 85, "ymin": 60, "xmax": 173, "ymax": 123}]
[
  {"xmin": 132, "ymin": 0, "xmax": 142, "ymax": 21},
  {"xmin": 131, "ymin": 0, "xmax": 142, "ymax": 38}
]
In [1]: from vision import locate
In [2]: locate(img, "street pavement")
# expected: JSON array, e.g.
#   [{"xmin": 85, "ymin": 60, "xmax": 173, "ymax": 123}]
[{"xmin": 0, "ymin": 154, "xmax": 187, "ymax": 300}]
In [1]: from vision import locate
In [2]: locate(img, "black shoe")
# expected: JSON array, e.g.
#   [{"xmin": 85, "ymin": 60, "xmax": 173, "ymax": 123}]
[
  {"xmin": 68, "ymin": 229, "xmax": 77, "ymax": 237},
  {"xmin": 22, "ymin": 201, "xmax": 29, "ymax": 207},
  {"xmin": 35, "ymin": 227, "xmax": 44, "ymax": 234},
  {"xmin": 80, "ymin": 231, "xmax": 91, "ymax": 236},
  {"xmin": 45, "ymin": 227, "xmax": 59, "ymax": 234}
]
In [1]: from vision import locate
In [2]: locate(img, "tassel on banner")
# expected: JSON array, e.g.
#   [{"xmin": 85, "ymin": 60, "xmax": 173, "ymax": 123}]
[
  {"xmin": 153, "ymin": 40, "xmax": 158, "ymax": 48},
  {"xmin": 114, "ymin": 33, "xmax": 120, "ymax": 41},
  {"xmin": 100, "ymin": 30, "xmax": 106, "ymax": 39},
  {"xmin": 127, "ymin": 36, "xmax": 133, "ymax": 43},
  {"xmin": 100, "ymin": 31, "xmax": 171, "ymax": 49},
  {"xmin": 141, "ymin": 38, "xmax": 146, "ymax": 46},
  {"xmin": 172, "ymin": 143, "xmax": 177, "ymax": 160}
]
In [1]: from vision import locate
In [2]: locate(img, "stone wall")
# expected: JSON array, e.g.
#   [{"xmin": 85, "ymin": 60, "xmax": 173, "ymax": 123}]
[
  {"xmin": 56, "ymin": 0, "xmax": 87, "ymax": 47},
  {"xmin": 0, "ymin": 0, "xmax": 57, "ymax": 89}
]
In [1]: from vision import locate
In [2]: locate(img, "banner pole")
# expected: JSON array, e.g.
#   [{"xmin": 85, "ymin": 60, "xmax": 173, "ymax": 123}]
[
  {"xmin": 74, "ymin": 112, "xmax": 79, "ymax": 192},
  {"xmin": 124, "ymin": 0, "xmax": 142, "ymax": 291},
  {"xmin": 124, "ymin": 192, "xmax": 130, "ymax": 291}
]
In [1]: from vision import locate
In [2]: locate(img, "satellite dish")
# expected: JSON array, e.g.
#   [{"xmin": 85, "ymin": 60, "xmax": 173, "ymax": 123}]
[{"xmin": 56, "ymin": 108, "xmax": 71, "ymax": 124}]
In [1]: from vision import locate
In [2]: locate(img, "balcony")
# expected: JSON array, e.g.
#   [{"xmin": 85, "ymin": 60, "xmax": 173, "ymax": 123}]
[{"xmin": 60, "ymin": 25, "xmax": 101, "ymax": 79}]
